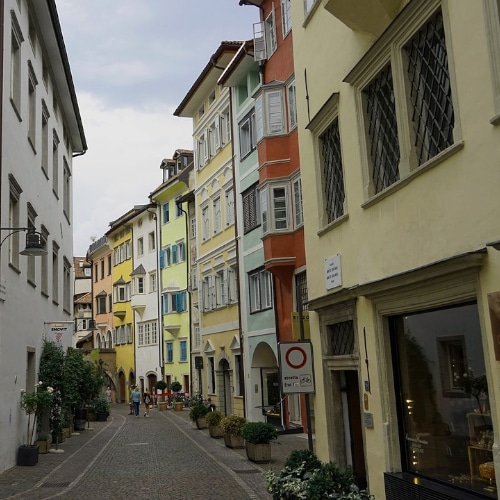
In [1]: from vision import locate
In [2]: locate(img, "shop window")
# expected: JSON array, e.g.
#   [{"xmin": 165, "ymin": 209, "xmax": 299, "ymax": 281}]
[{"xmin": 391, "ymin": 302, "xmax": 493, "ymax": 497}]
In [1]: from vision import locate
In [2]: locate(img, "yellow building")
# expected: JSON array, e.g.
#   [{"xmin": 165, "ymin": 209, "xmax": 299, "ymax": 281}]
[
  {"xmin": 150, "ymin": 150, "xmax": 193, "ymax": 394},
  {"xmin": 175, "ymin": 42, "xmax": 244, "ymax": 415},
  {"xmin": 292, "ymin": 0, "xmax": 500, "ymax": 498},
  {"xmin": 107, "ymin": 210, "xmax": 137, "ymax": 402}
]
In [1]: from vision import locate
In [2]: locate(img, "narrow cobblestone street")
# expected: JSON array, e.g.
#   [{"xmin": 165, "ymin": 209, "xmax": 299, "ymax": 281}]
[{"xmin": 0, "ymin": 403, "xmax": 310, "ymax": 499}]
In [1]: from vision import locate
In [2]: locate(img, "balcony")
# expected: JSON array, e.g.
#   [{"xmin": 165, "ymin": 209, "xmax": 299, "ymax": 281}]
[
  {"xmin": 131, "ymin": 293, "xmax": 146, "ymax": 317},
  {"xmin": 323, "ymin": 0, "xmax": 403, "ymax": 36}
]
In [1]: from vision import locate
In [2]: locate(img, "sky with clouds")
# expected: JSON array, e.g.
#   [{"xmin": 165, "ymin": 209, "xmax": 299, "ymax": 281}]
[{"xmin": 56, "ymin": 0, "xmax": 259, "ymax": 256}]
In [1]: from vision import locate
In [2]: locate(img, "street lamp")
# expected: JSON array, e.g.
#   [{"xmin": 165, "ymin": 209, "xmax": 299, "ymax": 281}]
[{"xmin": 0, "ymin": 227, "xmax": 47, "ymax": 256}]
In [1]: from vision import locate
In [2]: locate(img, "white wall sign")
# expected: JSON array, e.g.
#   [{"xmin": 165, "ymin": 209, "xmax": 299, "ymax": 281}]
[
  {"xmin": 325, "ymin": 254, "xmax": 342, "ymax": 290},
  {"xmin": 44, "ymin": 321, "xmax": 73, "ymax": 344},
  {"xmin": 278, "ymin": 341, "xmax": 315, "ymax": 394}
]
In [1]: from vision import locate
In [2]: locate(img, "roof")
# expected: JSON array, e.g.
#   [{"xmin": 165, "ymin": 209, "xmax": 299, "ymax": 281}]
[
  {"xmin": 74, "ymin": 292, "xmax": 92, "ymax": 305},
  {"xmin": 218, "ymin": 40, "xmax": 257, "ymax": 87},
  {"xmin": 174, "ymin": 41, "xmax": 243, "ymax": 117},
  {"xmin": 107, "ymin": 203, "xmax": 156, "ymax": 234},
  {"xmin": 130, "ymin": 264, "xmax": 146, "ymax": 276}
]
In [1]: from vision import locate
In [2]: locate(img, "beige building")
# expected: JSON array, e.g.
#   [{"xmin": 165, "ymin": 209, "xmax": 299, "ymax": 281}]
[{"xmin": 291, "ymin": 0, "xmax": 500, "ymax": 498}]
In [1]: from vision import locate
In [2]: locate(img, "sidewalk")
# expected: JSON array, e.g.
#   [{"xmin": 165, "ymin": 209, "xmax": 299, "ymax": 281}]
[{"xmin": 0, "ymin": 403, "xmax": 312, "ymax": 499}]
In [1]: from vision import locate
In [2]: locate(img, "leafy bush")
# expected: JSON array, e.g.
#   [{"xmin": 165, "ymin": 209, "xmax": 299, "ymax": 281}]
[
  {"xmin": 220, "ymin": 414, "xmax": 247, "ymax": 436},
  {"xmin": 155, "ymin": 380, "xmax": 167, "ymax": 392},
  {"xmin": 266, "ymin": 450, "xmax": 374, "ymax": 499},
  {"xmin": 206, "ymin": 410, "xmax": 223, "ymax": 427},
  {"xmin": 170, "ymin": 381, "xmax": 182, "ymax": 393},
  {"xmin": 93, "ymin": 396, "xmax": 110, "ymax": 414},
  {"xmin": 241, "ymin": 421, "xmax": 278, "ymax": 444},
  {"xmin": 189, "ymin": 403, "xmax": 209, "ymax": 422}
]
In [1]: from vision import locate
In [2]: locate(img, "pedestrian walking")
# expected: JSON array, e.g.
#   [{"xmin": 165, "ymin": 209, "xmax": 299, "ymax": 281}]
[
  {"xmin": 143, "ymin": 388, "xmax": 151, "ymax": 417},
  {"xmin": 131, "ymin": 386, "xmax": 141, "ymax": 417},
  {"xmin": 105, "ymin": 386, "xmax": 112, "ymax": 404}
]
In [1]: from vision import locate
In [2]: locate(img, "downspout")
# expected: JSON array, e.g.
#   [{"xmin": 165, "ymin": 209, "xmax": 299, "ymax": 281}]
[
  {"xmin": 0, "ymin": 1, "xmax": 4, "ymax": 253},
  {"xmin": 227, "ymin": 86, "xmax": 246, "ymax": 418}
]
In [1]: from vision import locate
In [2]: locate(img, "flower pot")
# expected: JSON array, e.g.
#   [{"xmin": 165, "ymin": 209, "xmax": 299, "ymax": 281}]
[
  {"xmin": 223, "ymin": 434, "xmax": 245, "ymax": 449},
  {"xmin": 245, "ymin": 442, "xmax": 272, "ymax": 463},
  {"xmin": 74, "ymin": 408, "xmax": 88, "ymax": 421},
  {"xmin": 63, "ymin": 427, "xmax": 71, "ymax": 438},
  {"xmin": 74, "ymin": 419, "xmax": 86, "ymax": 431},
  {"xmin": 17, "ymin": 445, "xmax": 39, "ymax": 466},
  {"xmin": 208, "ymin": 424, "xmax": 224, "ymax": 438},
  {"xmin": 96, "ymin": 412, "xmax": 108, "ymax": 421},
  {"xmin": 36, "ymin": 440, "xmax": 49, "ymax": 454},
  {"xmin": 158, "ymin": 401, "xmax": 168, "ymax": 411},
  {"xmin": 196, "ymin": 417, "xmax": 207, "ymax": 429},
  {"xmin": 88, "ymin": 410, "xmax": 97, "ymax": 421},
  {"xmin": 174, "ymin": 402, "xmax": 184, "ymax": 411}
]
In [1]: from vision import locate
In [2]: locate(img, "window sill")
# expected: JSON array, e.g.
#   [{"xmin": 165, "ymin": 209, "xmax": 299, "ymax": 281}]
[
  {"xmin": 317, "ymin": 213, "xmax": 349, "ymax": 237},
  {"xmin": 362, "ymin": 141, "xmax": 464, "ymax": 210},
  {"xmin": 8, "ymin": 263, "xmax": 21, "ymax": 274},
  {"xmin": 10, "ymin": 98, "xmax": 22, "ymax": 122}
]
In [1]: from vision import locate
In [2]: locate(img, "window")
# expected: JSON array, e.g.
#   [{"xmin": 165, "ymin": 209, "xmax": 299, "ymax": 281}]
[
  {"xmin": 97, "ymin": 294, "xmax": 106, "ymax": 314},
  {"xmin": 255, "ymin": 88, "xmax": 285, "ymax": 141},
  {"xmin": 136, "ymin": 276, "xmax": 144, "ymax": 294},
  {"xmin": 320, "ymin": 118, "xmax": 345, "ymax": 223},
  {"xmin": 287, "ymin": 80, "xmax": 297, "ymax": 130},
  {"xmin": 196, "ymin": 132, "xmax": 208, "ymax": 169},
  {"xmin": 138, "ymin": 324, "xmax": 144, "ymax": 346},
  {"xmin": 242, "ymin": 184, "xmax": 260, "ymax": 233},
  {"xmin": 149, "ymin": 271, "xmax": 157, "ymax": 293},
  {"xmin": 10, "ymin": 14, "xmax": 22, "ymax": 113},
  {"xmin": 265, "ymin": 7, "xmax": 277, "ymax": 58},
  {"xmin": 249, "ymin": 269, "xmax": 273, "ymax": 312},
  {"xmin": 304, "ymin": 0, "xmax": 317, "ymax": 16},
  {"xmin": 148, "ymin": 231, "xmax": 155, "ymax": 251},
  {"xmin": 281, "ymin": 0, "xmax": 292, "ymax": 37},
  {"xmin": 212, "ymin": 197, "xmax": 222, "ymax": 234},
  {"xmin": 295, "ymin": 271, "xmax": 308, "ymax": 311},
  {"xmin": 63, "ymin": 259, "xmax": 71, "ymax": 312},
  {"xmin": 202, "ymin": 205, "xmax": 210, "ymax": 241},
  {"xmin": 180, "ymin": 339, "xmax": 187, "ymax": 362},
  {"xmin": 52, "ymin": 132, "xmax": 59, "ymax": 197},
  {"xmin": 346, "ymin": 7, "xmax": 458, "ymax": 199},
  {"xmin": 52, "ymin": 242, "xmax": 59, "ymax": 304},
  {"xmin": 390, "ymin": 302, "xmax": 488, "ymax": 497},
  {"xmin": 190, "ymin": 217, "xmax": 196, "ymax": 238},
  {"xmin": 220, "ymin": 108, "xmax": 231, "ymax": 145},
  {"xmin": 228, "ymin": 266, "xmax": 238, "ymax": 304},
  {"xmin": 151, "ymin": 322, "xmax": 157, "ymax": 344},
  {"xmin": 239, "ymin": 111, "xmax": 256, "ymax": 158},
  {"xmin": 26, "ymin": 205, "xmax": 36, "ymax": 285},
  {"xmin": 225, "ymin": 188, "xmax": 235, "ymax": 227},
  {"xmin": 272, "ymin": 186, "xmax": 289, "ymax": 230},
  {"xmin": 28, "ymin": 64, "xmax": 37, "ymax": 147},
  {"xmin": 193, "ymin": 325, "xmax": 201, "ymax": 349},
  {"xmin": 41, "ymin": 102, "xmax": 49, "ymax": 177},
  {"xmin": 100, "ymin": 259, "xmax": 105, "ymax": 280},
  {"xmin": 144, "ymin": 323, "xmax": 150, "ymax": 344},
  {"xmin": 137, "ymin": 237, "xmax": 144, "ymax": 256},
  {"xmin": 162, "ymin": 291, "xmax": 187, "ymax": 314},
  {"xmin": 208, "ymin": 120, "xmax": 219, "ymax": 158},
  {"xmin": 107, "ymin": 255, "xmax": 112, "ymax": 275},
  {"xmin": 177, "ymin": 240, "xmax": 185, "ymax": 263},
  {"xmin": 114, "ymin": 282, "xmax": 131, "ymax": 303},
  {"xmin": 63, "ymin": 160, "xmax": 71, "ymax": 219},
  {"xmin": 292, "ymin": 177, "xmax": 303, "ymax": 227},
  {"xmin": 8, "ymin": 176, "xmax": 21, "ymax": 268},
  {"xmin": 163, "ymin": 203, "xmax": 170, "ymax": 223},
  {"xmin": 166, "ymin": 342, "xmax": 173, "ymax": 363}
]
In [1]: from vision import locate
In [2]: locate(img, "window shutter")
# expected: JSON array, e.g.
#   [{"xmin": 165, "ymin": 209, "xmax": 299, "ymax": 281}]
[
  {"xmin": 199, "ymin": 280, "xmax": 204, "ymax": 311},
  {"xmin": 222, "ymin": 269, "xmax": 228, "ymax": 305},
  {"xmin": 215, "ymin": 119, "xmax": 220, "ymax": 149},
  {"xmin": 172, "ymin": 244, "xmax": 177, "ymax": 264},
  {"xmin": 159, "ymin": 249, "xmax": 164, "ymax": 269},
  {"xmin": 176, "ymin": 293, "xmax": 183, "ymax": 312},
  {"xmin": 203, "ymin": 130, "xmax": 209, "ymax": 162},
  {"xmin": 253, "ymin": 22, "xmax": 266, "ymax": 61}
]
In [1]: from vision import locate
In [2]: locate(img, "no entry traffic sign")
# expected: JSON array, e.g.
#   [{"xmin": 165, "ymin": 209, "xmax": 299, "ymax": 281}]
[{"xmin": 278, "ymin": 341, "xmax": 315, "ymax": 394}]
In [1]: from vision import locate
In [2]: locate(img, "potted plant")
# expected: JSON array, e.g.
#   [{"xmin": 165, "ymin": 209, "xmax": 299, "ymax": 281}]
[
  {"xmin": 220, "ymin": 414, "xmax": 246, "ymax": 449},
  {"xmin": 170, "ymin": 380, "xmax": 182, "ymax": 394},
  {"xmin": 18, "ymin": 382, "xmax": 53, "ymax": 466},
  {"xmin": 189, "ymin": 403, "xmax": 209, "ymax": 429},
  {"xmin": 35, "ymin": 433, "xmax": 50, "ymax": 454},
  {"xmin": 241, "ymin": 421, "xmax": 278, "ymax": 463},
  {"xmin": 173, "ymin": 396, "xmax": 184, "ymax": 411},
  {"xmin": 93, "ymin": 396, "xmax": 110, "ymax": 421},
  {"xmin": 206, "ymin": 410, "xmax": 224, "ymax": 438},
  {"xmin": 155, "ymin": 380, "xmax": 168, "ymax": 409}
]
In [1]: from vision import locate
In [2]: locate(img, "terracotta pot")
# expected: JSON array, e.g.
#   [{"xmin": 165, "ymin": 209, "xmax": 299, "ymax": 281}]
[
  {"xmin": 245, "ymin": 442, "xmax": 272, "ymax": 463},
  {"xmin": 158, "ymin": 401, "xmax": 168, "ymax": 411},
  {"xmin": 174, "ymin": 402, "xmax": 184, "ymax": 411}
]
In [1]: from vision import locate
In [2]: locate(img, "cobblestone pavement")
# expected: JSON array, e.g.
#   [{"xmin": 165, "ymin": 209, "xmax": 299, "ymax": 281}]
[{"xmin": 0, "ymin": 404, "xmax": 311, "ymax": 499}]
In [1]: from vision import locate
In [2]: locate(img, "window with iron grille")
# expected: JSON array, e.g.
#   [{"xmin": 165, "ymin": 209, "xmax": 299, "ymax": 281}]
[
  {"xmin": 295, "ymin": 271, "xmax": 308, "ymax": 311},
  {"xmin": 320, "ymin": 118, "xmax": 345, "ymax": 223},
  {"xmin": 404, "ymin": 10, "xmax": 454, "ymax": 165},
  {"xmin": 363, "ymin": 65, "xmax": 400, "ymax": 194},
  {"xmin": 242, "ymin": 184, "xmax": 260, "ymax": 233},
  {"xmin": 346, "ymin": 5, "xmax": 459, "ymax": 201},
  {"xmin": 327, "ymin": 321, "xmax": 354, "ymax": 356}
]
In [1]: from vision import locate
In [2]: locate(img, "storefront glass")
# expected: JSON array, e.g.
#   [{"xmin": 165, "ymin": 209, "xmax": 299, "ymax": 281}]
[{"xmin": 391, "ymin": 302, "xmax": 496, "ymax": 498}]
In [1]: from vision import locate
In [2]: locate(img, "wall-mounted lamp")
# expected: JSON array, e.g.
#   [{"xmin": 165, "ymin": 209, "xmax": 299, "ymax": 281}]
[{"xmin": 0, "ymin": 227, "xmax": 48, "ymax": 256}]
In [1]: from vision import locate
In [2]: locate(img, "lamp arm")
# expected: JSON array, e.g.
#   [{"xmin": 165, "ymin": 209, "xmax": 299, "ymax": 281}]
[{"xmin": 0, "ymin": 228, "xmax": 29, "ymax": 249}]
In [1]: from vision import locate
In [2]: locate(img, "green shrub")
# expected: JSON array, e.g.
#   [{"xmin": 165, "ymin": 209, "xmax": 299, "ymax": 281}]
[
  {"xmin": 93, "ymin": 396, "xmax": 110, "ymax": 414},
  {"xmin": 220, "ymin": 414, "xmax": 246, "ymax": 436},
  {"xmin": 170, "ymin": 381, "xmax": 182, "ymax": 393},
  {"xmin": 189, "ymin": 403, "xmax": 209, "ymax": 422},
  {"xmin": 154, "ymin": 380, "xmax": 167, "ymax": 392},
  {"xmin": 241, "ymin": 421, "xmax": 278, "ymax": 444},
  {"xmin": 266, "ymin": 450, "xmax": 374, "ymax": 499},
  {"xmin": 205, "ymin": 410, "xmax": 223, "ymax": 426}
]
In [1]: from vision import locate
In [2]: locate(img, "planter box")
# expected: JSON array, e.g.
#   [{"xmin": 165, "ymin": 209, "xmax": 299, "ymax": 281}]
[
  {"xmin": 174, "ymin": 402, "xmax": 184, "ymax": 411},
  {"xmin": 96, "ymin": 412, "xmax": 108, "ymax": 422},
  {"xmin": 158, "ymin": 401, "xmax": 168, "ymax": 411},
  {"xmin": 36, "ymin": 440, "xmax": 49, "ymax": 454},
  {"xmin": 208, "ymin": 424, "xmax": 224, "ymax": 438},
  {"xmin": 245, "ymin": 442, "xmax": 272, "ymax": 463},
  {"xmin": 17, "ymin": 445, "xmax": 39, "ymax": 466},
  {"xmin": 196, "ymin": 417, "xmax": 207, "ymax": 429},
  {"xmin": 223, "ymin": 434, "xmax": 245, "ymax": 449},
  {"xmin": 63, "ymin": 427, "xmax": 71, "ymax": 438},
  {"xmin": 74, "ymin": 420, "xmax": 86, "ymax": 431},
  {"xmin": 52, "ymin": 432, "xmax": 64, "ymax": 444}
]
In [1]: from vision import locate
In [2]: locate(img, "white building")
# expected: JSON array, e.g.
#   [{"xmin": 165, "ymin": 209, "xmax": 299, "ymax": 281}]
[{"xmin": 0, "ymin": 0, "xmax": 86, "ymax": 472}]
